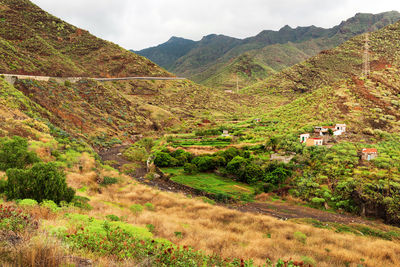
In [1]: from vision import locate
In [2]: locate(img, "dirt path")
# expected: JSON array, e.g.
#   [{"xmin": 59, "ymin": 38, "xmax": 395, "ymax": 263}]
[
  {"xmin": 99, "ymin": 146, "xmax": 375, "ymax": 225},
  {"xmin": 98, "ymin": 145, "xmax": 131, "ymax": 169}
]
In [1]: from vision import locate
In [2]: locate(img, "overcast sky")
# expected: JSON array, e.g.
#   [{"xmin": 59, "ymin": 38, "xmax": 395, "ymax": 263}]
[{"xmin": 30, "ymin": 0, "xmax": 400, "ymax": 50}]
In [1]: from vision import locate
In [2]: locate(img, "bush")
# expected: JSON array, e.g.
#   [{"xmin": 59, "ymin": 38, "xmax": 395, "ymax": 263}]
[
  {"xmin": 171, "ymin": 149, "xmax": 192, "ymax": 165},
  {"xmin": 192, "ymin": 156, "xmax": 216, "ymax": 172},
  {"xmin": 123, "ymin": 146, "xmax": 148, "ymax": 163},
  {"xmin": 294, "ymin": 231, "xmax": 307, "ymax": 244},
  {"xmin": 130, "ymin": 204, "xmax": 144, "ymax": 215},
  {"xmin": 0, "ymin": 136, "xmax": 40, "ymax": 171},
  {"xmin": 226, "ymin": 156, "xmax": 248, "ymax": 179},
  {"xmin": 144, "ymin": 203, "xmax": 155, "ymax": 211},
  {"xmin": 154, "ymin": 152, "xmax": 177, "ymax": 167},
  {"xmin": 183, "ymin": 163, "xmax": 198, "ymax": 174},
  {"xmin": 18, "ymin": 199, "xmax": 38, "ymax": 206},
  {"xmin": 244, "ymin": 164, "xmax": 264, "ymax": 184},
  {"xmin": 0, "ymin": 204, "xmax": 38, "ymax": 233},
  {"xmin": 41, "ymin": 200, "xmax": 60, "ymax": 212},
  {"xmin": 101, "ymin": 176, "xmax": 119, "ymax": 186},
  {"xmin": 71, "ymin": 196, "xmax": 92, "ymax": 210},
  {"xmin": 0, "ymin": 180, "xmax": 6, "ymax": 194},
  {"xmin": 311, "ymin": 197, "xmax": 325, "ymax": 207},
  {"xmin": 106, "ymin": 214, "xmax": 120, "ymax": 221},
  {"xmin": 264, "ymin": 162, "xmax": 292, "ymax": 186},
  {"xmin": 6, "ymin": 162, "xmax": 75, "ymax": 204}
]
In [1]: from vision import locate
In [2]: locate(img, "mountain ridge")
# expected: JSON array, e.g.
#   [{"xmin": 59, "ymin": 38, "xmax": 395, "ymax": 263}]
[{"xmin": 135, "ymin": 11, "xmax": 400, "ymax": 89}]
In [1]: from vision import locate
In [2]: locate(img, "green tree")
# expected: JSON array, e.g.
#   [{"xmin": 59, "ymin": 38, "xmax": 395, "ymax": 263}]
[
  {"xmin": 6, "ymin": 162, "xmax": 75, "ymax": 204},
  {"xmin": 266, "ymin": 136, "xmax": 281, "ymax": 152},
  {"xmin": 226, "ymin": 156, "xmax": 248, "ymax": 180},
  {"xmin": 192, "ymin": 156, "xmax": 215, "ymax": 172},
  {"xmin": 153, "ymin": 152, "xmax": 177, "ymax": 167},
  {"xmin": 244, "ymin": 163, "xmax": 264, "ymax": 184},
  {"xmin": 183, "ymin": 163, "xmax": 198, "ymax": 174},
  {"xmin": 0, "ymin": 136, "xmax": 40, "ymax": 171}
]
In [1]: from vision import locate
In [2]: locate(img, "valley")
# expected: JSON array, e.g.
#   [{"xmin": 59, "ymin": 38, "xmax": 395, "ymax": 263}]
[{"xmin": 1, "ymin": 0, "xmax": 400, "ymax": 266}]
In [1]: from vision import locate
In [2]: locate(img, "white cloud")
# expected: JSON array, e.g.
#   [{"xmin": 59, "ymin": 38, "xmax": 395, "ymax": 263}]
[{"xmin": 30, "ymin": 0, "xmax": 400, "ymax": 50}]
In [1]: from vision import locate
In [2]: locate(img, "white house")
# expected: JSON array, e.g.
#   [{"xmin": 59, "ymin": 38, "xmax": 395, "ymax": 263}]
[
  {"xmin": 335, "ymin": 124, "xmax": 346, "ymax": 132},
  {"xmin": 222, "ymin": 130, "xmax": 230, "ymax": 137},
  {"xmin": 300, "ymin": 133, "xmax": 310, "ymax": 143}
]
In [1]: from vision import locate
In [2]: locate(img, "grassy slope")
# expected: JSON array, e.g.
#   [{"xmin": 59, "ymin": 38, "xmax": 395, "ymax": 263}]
[
  {"xmin": 244, "ymin": 20, "xmax": 400, "ymax": 134},
  {"xmin": 162, "ymin": 167, "xmax": 255, "ymax": 200},
  {"xmin": 0, "ymin": 0, "xmax": 169, "ymax": 77},
  {"xmin": 0, "ymin": 0, "xmax": 261, "ymax": 146}
]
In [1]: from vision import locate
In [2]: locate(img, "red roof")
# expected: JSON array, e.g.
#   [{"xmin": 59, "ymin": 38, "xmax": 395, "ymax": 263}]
[
  {"xmin": 362, "ymin": 148, "xmax": 378, "ymax": 153},
  {"xmin": 309, "ymin": 138, "xmax": 322, "ymax": 140},
  {"xmin": 323, "ymin": 126, "xmax": 336, "ymax": 129}
]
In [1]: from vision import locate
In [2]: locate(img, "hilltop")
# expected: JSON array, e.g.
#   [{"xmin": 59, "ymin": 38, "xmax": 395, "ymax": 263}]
[
  {"xmin": 0, "ymin": 0, "xmax": 169, "ymax": 77},
  {"xmin": 136, "ymin": 11, "xmax": 400, "ymax": 90}
]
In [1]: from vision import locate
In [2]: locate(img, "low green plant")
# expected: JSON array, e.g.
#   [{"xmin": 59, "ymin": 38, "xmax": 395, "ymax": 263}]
[
  {"xmin": 294, "ymin": 231, "xmax": 307, "ymax": 244},
  {"xmin": 144, "ymin": 202, "xmax": 155, "ymax": 211},
  {"xmin": 106, "ymin": 214, "xmax": 120, "ymax": 222},
  {"xmin": 101, "ymin": 176, "xmax": 119, "ymax": 186},
  {"xmin": 40, "ymin": 200, "xmax": 60, "ymax": 212},
  {"xmin": 0, "ymin": 204, "xmax": 38, "ymax": 233},
  {"xmin": 17, "ymin": 199, "xmax": 38, "ymax": 206},
  {"xmin": 129, "ymin": 204, "xmax": 143, "ymax": 215}
]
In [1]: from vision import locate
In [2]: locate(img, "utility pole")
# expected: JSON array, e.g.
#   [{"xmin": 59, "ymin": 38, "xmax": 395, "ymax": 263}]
[{"xmin": 362, "ymin": 33, "xmax": 370, "ymax": 77}]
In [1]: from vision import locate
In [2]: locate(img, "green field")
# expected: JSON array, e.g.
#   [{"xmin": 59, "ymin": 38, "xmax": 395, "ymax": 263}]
[{"xmin": 162, "ymin": 168, "xmax": 255, "ymax": 201}]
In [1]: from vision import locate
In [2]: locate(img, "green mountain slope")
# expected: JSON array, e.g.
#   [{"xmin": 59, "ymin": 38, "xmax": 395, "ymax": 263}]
[
  {"xmin": 0, "ymin": 0, "xmax": 169, "ymax": 77},
  {"xmin": 132, "ymin": 37, "xmax": 196, "ymax": 70},
  {"xmin": 136, "ymin": 11, "xmax": 400, "ymax": 90},
  {"xmin": 246, "ymin": 20, "xmax": 400, "ymax": 134},
  {"xmin": 0, "ymin": 0, "xmax": 257, "ymax": 147}
]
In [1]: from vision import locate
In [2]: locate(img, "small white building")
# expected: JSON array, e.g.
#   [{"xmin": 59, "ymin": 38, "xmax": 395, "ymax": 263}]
[
  {"xmin": 300, "ymin": 133, "xmax": 310, "ymax": 143},
  {"xmin": 335, "ymin": 124, "xmax": 346, "ymax": 132},
  {"xmin": 221, "ymin": 130, "xmax": 230, "ymax": 137}
]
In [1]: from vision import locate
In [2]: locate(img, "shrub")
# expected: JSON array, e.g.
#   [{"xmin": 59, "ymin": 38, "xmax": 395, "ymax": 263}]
[
  {"xmin": 154, "ymin": 152, "xmax": 177, "ymax": 167},
  {"xmin": 130, "ymin": 204, "xmax": 143, "ymax": 215},
  {"xmin": 6, "ymin": 162, "xmax": 75, "ymax": 204},
  {"xmin": 264, "ymin": 162, "xmax": 292, "ymax": 186},
  {"xmin": 71, "ymin": 196, "xmax": 92, "ymax": 210},
  {"xmin": 183, "ymin": 163, "xmax": 198, "ymax": 174},
  {"xmin": 226, "ymin": 156, "xmax": 248, "ymax": 178},
  {"xmin": 0, "ymin": 180, "xmax": 6, "ymax": 194},
  {"xmin": 244, "ymin": 163, "xmax": 264, "ymax": 184},
  {"xmin": 101, "ymin": 176, "xmax": 119, "ymax": 186},
  {"xmin": 106, "ymin": 214, "xmax": 120, "ymax": 221},
  {"xmin": 0, "ymin": 204, "xmax": 38, "ymax": 233},
  {"xmin": 294, "ymin": 231, "xmax": 307, "ymax": 244},
  {"xmin": 123, "ymin": 146, "xmax": 148, "ymax": 163},
  {"xmin": 171, "ymin": 149, "xmax": 192, "ymax": 165},
  {"xmin": 0, "ymin": 136, "xmax": 40, "ymax": 171},
  {"xmin": 18, "ymin": 199, "xmax": 38, "ymax": 206},
  {"xmin": 41, "ymin": 200, "xmax": 60, "ymax": 212},
  {"xmin": 144, "ymin": 202, "xmax": 155, "ymax": 211},
  {"xmin": 192, "ymin": 156, "xmax": 216, "ymax": 172},
  {"xmin": 311, "ymin": 197, "xmax": 325, "ymax": 207}
]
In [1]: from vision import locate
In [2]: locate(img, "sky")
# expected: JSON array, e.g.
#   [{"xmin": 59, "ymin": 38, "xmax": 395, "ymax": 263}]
[{"xmin": 30, "ymin": 0, "xmax": 400, "ymax": 50}]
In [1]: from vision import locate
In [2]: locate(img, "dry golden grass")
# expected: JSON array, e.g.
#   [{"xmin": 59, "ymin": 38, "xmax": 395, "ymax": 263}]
[{"xmin": 65, "ymin": 173, "xmax": 400, "ymax": 267}]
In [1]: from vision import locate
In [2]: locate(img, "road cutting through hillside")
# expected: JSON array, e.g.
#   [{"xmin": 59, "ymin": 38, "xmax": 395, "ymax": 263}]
[
  {"xmin": 99, "ymin": 145, "xmax": 376, "ymax": 226},
  {"xmin": 1, "ymin": 73, "xmax": 186, "ymax": 85}
]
